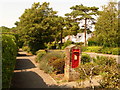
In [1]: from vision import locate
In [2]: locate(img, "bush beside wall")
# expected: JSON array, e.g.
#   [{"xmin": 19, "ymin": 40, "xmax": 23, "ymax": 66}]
[{"xmin": 36, "ymin": 51, "xmax": 65, "ymax": 74}]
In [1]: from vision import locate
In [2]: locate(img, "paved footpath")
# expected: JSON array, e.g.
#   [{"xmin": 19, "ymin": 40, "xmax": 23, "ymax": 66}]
[{"xmin": 11, "ymin": 49, "xmax": 67, "ymax": 88}]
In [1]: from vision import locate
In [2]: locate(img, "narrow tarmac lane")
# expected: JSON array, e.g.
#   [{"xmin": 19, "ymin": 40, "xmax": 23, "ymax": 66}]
[{"xmin": 11, "ymin": 49, "xmax": 61, "ymax": 88}]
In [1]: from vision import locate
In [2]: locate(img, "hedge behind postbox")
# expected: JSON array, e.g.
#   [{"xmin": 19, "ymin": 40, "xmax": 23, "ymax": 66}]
[{"xmin": 81, "ymin": 53, "xmax": 91, "ymax": 64}]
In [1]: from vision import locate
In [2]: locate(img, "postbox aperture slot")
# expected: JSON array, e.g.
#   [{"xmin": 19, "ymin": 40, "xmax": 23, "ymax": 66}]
[{"xmin": 73, "ymin": 52, "xmax": 79, "ymax": 56}]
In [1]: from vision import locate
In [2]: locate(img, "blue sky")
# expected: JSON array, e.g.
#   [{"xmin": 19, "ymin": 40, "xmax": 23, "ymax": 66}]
[{"xmin": 0, "ymin": 0, "xmax": 113, "ymax": 28}]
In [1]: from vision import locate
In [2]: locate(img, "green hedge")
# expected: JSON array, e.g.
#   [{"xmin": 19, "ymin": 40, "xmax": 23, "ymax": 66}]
[
  {"xmin": 2, "ymin": 34, "xmax": 17, "ymax": 88},
  {"xmin": 81, "ymin": 46, "xmax": 120, "ymax": 55}
]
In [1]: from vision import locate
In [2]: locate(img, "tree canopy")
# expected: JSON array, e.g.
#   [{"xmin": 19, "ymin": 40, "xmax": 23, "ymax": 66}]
[
  {"xmin": 94, "ymin": 2, "xmax": 119, "ymax": 47},
  {"xmin": 15, "ymin": 2, "xmax": 65, "ymax": 52},
  {"xmin": 65, "ymin": 4, "xmax": 99, "ymax": 46}
]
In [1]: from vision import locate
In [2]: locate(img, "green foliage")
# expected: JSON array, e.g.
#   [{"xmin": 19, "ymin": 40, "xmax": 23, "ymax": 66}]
[
  {"xmin": 62, "ymin": 40, "xmax": 73, "ymax": 49},
  {"xmin": 86, "ymin": 46, "xmax": 102, "ymax": 53},
  {"xmin": 100, "ymin": 47, "xmax": 112, "ymax": 54},
  {"xmin": 81, "ymin": 53, "xmax": 91, "ymax": 64},
  {"xmin": 22, "ymin": 46, "xmax": 30, "ymax": 53},
  {"xmin": 48, "ymin": 58, "xmax": 65, "ymax": 73},
  {"xmin": 99, "ymin": 69, "xmax": 120, "ymax": 89},
  {"xmin": 92, "ymin": 56, "xmax": 118, "ymax": 78},
  {"xmin": 45, "ymin": 42, "xmax": 57, "ymax": 49},
  {"xmin": 82, "ymin": 46, "xmax": 120, "ymax": 55},
  {"xmin": 88, "ymin": 37, "xmax": 98, "ymax": 46},
  {"xmin": 15, "ymin": 2, "xmax": 65, "ymax": 53},
  {"xmin": 112, "ymin": 48, "xmax": 120, "ymax": 55},
  {"xmin": 93, "ymin": 56, "xmax": 117, "ymax": 66},
  {"xmin": 75, "ymin": 63, "xmax": 99, "ymax": 80},
  {"xmin": 94, "ymin": 2, "xmax": 119, "ymax": 47},
  {"xmin": 65, "ymin": 4, "xmax": 99, "ymax": 46},
  {"xmin": 74, "ymin": 42, "xmax": 84, "ymax": 46},
  {"xmin": 1, "ymin": 26, "xmax": 11, "ymax": 33},
  {"xmin": 37, "ymin": 51, "xmax": 65, "ymax": 74},
  {"xmin": 2, "ymin": 34, "xmax": 17, "ymax": 88},
  {"xmin": 35, "ymin": 50, "xmax": 46, "ymax": 62},
  {"xmin": 81, "ymin": 46, "xmax": 87, "ymax": 52},
  {"xmin": 76, "ymin": 55, "xmax": 119, "ymax": 88},
  {"xmin": 99, "ymin": 65, "xmax": 120, "ymax": 89}
]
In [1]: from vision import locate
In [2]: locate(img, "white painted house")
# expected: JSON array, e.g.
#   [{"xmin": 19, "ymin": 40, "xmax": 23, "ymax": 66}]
[{"xmin": 63, "ymin": 33, "xmax": 93, "ymax": 43}]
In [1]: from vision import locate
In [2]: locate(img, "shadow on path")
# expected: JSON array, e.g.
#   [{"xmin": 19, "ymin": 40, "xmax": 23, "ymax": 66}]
[
  {"xmin": 15, "ymin": 59, "xmax": 36, "ymax": 70},
  {"xmin": 11, "ymin": 71, "xmax": 68, "ymax": 88},
  {"xmin": 11, "ymin": 50, "xmax": 69, "ymax": 88},
  {"xmin": 11, "ymin": 71, "xmax": 48, "ymax": 88}
]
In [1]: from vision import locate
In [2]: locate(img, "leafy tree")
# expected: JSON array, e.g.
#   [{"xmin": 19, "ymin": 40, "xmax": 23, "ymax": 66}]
[
  {"xmin": 15, "ymin": 2, "xmax": 65, "ymax": 53},
  {"xmin": 94, "ymin": 2, "xmax": 119, "ymax": 47},
  {"xmin": 65, "ymin": 4, "xmax": 99, "ymax": 46},
  {"xmin": 1, "ymin": 26, "xmax": 10, "ymax": 33},
  {"xmin": 64, "ymin": 13, "xmax": 80, "ymax": 36},
  {"xmin": 50, "ymin": 16, "xmax": 65, "ymax": 46}
]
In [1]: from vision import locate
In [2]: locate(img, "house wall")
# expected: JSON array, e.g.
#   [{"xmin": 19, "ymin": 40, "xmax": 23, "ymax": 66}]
[{"xmin": 63, "ymin": 33, "xmax": 93, "ymax": 43}]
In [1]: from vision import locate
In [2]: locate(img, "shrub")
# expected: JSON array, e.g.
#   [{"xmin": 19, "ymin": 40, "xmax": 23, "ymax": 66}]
[
  {"xmin": 94, "ymin": 56, "xmax": 117, "ymax": 66},
  {"xmin": 75, "ymin": 63, "xmax": 99, "ymax": 80},
  {"xmin": 99, "ymin": 67, "xmax": 120, "ymax": 89},
  {"xmin": 2, "ymin": 34, "xmax": 17, "ymax": 88},
  {"xmin": 62, "ymin": 40, "xmax": 73, "ymax": 49},
  {"xmin": 49, "ymin": 58, "xmax": 65, "ymax": 73},
  {"xmin": 88, "ymin": 37, "xmax": 98, "ymax": 46},
  {"xmin": 35, "ymin": 50, "xmax": 46, "ymax": 63},
  {"xmin": 86, "ymin": 46, "xmax": 102, "ymax": 53},
  {"xmin": 95, "ymin": 56, "xmax": 120, "ymax": 89},
  {"xmin": 81, "ymin": 46, "xmax": 87, "ymax": 52},
  {"xmin": 81, "ymin": 46, "xmax": 120, "ymax": 55},
  {"xmin": 75, "ymin": 42, "xmax": 84, "ymax": 46},
  {"xmin": 88, "ymin": 41, "xmax": 98, "ymax": 46},
  {"xmin": 92, "ymin": 56, "xmax": 117, "ymax": 76},
  {"xmin": 81, "ymin": 53, "xmax": 91, "ymax": 64},
  {"xmin": 37, "ymin": 51, "xmax": 65, "ymax": 74},
  {"xmin": 100, "ymin": 47, "xmax": 112, "ymax": 54},
  {"xmin": 112, "ymin": 48, "xmax": 120, "ymax": 55},
  {"xmin": 76, "ymin": 55, "xmax": 119, "ymax": 88},
  {"xmin": 22, "ymin": 46, "xmax": 30, "ymax": 52}
]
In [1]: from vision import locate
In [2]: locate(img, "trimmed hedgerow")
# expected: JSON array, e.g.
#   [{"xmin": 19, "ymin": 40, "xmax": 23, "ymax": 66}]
[{"xmin": 2, "ymin": 34, "xmax": 17, "ymax": 88}]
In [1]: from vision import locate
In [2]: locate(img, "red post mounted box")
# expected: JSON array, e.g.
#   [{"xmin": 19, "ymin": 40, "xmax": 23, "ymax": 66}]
[{"xmin": 71, "ymin": 49, "xmax": 80, "ymax": 68}]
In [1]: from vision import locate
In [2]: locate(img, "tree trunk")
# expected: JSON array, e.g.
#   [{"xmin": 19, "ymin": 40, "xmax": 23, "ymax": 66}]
[
  {"xmin": 60, "ymin": 29, "xmax": 63, "ymax": 49},
  {"xmin": 60, "ymin": 29, "xmax": 63, "ymax": 44},
  {"xmin": 84, "ymin": 18, "xmax": 87, "ymax": 46}
]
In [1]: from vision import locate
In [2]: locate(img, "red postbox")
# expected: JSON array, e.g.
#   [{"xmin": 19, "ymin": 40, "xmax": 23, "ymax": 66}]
[{"xmin": 71, "ymin": 49, "xmax": 80, "ymax": 68}]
